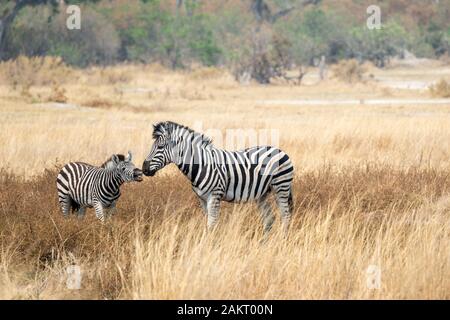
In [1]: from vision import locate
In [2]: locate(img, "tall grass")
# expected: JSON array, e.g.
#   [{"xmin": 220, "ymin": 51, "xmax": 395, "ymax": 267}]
[
  {"xmin": 0, "ymin": 166, "xmax": 448, "ymax": 299},
  {"xmin": 0, "ymin": 63, "xmax": 449, "ymax": 299}
]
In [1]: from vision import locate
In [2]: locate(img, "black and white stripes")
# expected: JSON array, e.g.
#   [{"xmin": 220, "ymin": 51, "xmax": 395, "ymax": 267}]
[
  {"xmin": 56, "ymin": 152, "xmax": 143, "ymax": 222},
  {"xmin": 142, "ymin": 121, "xmax": 294, "ymax": 234}
]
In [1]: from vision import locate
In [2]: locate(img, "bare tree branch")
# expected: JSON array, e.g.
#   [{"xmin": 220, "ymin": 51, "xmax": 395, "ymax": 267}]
[
  {"xmin": 251, "ymin": 0, "xmax": 272, "ymax": 22},
  {"xmin": 250, "ymin": 0, "xmax": 321, "ymax": 24},
  {"xmin": 270, "ymin": 6, "xmax": 296, "ymax": 22}
]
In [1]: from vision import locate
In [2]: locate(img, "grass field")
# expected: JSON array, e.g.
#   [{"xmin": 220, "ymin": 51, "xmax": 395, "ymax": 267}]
[{"xmin": 0, "ymin": 60, "xmax": 449, "ymax": 299}]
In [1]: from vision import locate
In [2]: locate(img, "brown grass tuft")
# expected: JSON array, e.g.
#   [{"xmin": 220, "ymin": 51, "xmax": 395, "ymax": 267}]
[
  {"xmin": 0, "ymin": 56, "xmax": 73, "ymax": 90},
  {"xmin": 332, "ymin": 59, "xmax": 367, "ymax": 83},
  {"xmin": 83, "ymin": 98, "xmax": 116, "ymax": 109},
  {"xmin": 188, "ymin": 67, "xmax": 226, "ymax": 80},
  {"xmin": 47, "ymin": 85, "xmax": 68, "ymax": 103},
  {"xmin": 429, "ymin": 79, "xmax": 450, "ymax": 98}
]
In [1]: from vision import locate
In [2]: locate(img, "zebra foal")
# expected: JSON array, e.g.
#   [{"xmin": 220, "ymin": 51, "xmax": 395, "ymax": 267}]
[
  {"xmin": 56, "ymin": 151, "xmax": 143, "ymax": 222},
  {"xmin": 142, "ymin": 121, "xmax": 294, "ymax": 235}
]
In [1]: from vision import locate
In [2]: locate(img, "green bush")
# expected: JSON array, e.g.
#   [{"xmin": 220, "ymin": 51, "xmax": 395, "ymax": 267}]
[
  {"xmin": 210, "ymin": 7, "xmax": 254, "ymax": 69},
  {"xmin": 187, "ymin": 15, "xmax": 222, "ymax": 66},
  {"xmin": 109, "ymin": 1, "xmax": 166, "ymax": 63},
  {"xmin": 274, "ymin": 8, "xmax": 352, "ymax": 65},
  {"xmin": 5, "ymin": 4, "xmax": 120, "ymax": 67},
  {"xmin": 349, "ymin": 21, "xmax": 408, "ymax": 67},
  {"xmin": 2, "ymin": 0, "xmax": 450, "ymax": 70},
  {"xmin": 110, "ymin": 1, "xmax": 221, "ymax": 68}
]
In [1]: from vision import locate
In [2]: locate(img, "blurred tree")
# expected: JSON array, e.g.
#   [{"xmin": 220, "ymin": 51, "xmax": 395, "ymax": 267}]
[
  {"xmin": 1, "ymin": 0, "xmax": 449, "ymax": 69},
  {"xmin": 0, "ymin": 1, "xmax": 108, "ymax": 60},
  {"xmin": 7, "ymin": 4, "xmax": 120, "ymax": 66},
  {"xmin": 240, "ymin": 0, "xmax": 321, "ymax": 83},
  {"xmin": 349, "ymin": 21, "xmax": 408, "ymax": 67},
  {"xmin": 425, "ymin": 21, "xmax": 450, "ymax": 57},
  {"xmin": 0, "ymin": 1, "xmax": 182, "ymax": 60},
  {"xmin": 111, "ymin": 0, "xmax": 219, "ymax": 68},
  {"xmin": 250, "ymin": 0, "xmax": 321, "ymax": 23},
  {"xmin": 158, "ymin": 2, "xmax": 220, "ymax": 68},
  {"xmin": 176, "ymin": 0, "xmax": 199, "ymax": 16}
]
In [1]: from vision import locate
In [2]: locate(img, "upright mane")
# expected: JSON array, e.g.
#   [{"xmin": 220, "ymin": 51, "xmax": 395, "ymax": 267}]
[
  {"xmin": 100, "ymin": 154, "xmax": 125, "ymax": 168},
  {"xmin": 153, "ymin": 121, "xmax": 213, "ymax": 147}
]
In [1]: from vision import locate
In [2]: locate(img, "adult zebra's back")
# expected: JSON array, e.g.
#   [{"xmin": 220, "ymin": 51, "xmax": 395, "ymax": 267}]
[{"xmin": 142, "ymin": 121, "xmax": 294, "ymax": 235}]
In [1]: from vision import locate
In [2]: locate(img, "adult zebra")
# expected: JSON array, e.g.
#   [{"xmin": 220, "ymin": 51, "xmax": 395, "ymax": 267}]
[
  {"xmin": 56, "ymin": 152, "xmax": 143, "ymax": 222},
  {"xmin": 142, "ymin": 121, "xmax": 294, "ymax": 234}
]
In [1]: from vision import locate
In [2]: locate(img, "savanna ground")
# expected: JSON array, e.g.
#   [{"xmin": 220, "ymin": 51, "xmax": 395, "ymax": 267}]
[{"xmin": 0, "ymin": 58, "xmax": 449, "ymax": 299}]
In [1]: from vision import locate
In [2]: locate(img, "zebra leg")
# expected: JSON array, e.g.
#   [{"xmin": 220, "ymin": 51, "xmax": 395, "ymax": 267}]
[
  {"xmin": 206, "ymin": 195, "xmax": 221, "ymax": 229},
  {"xmin": 257, "ymin": 194, "xmax": 275, "ymax": 235},
  {"xmin": 199, "ymin": 197, "xmax": 207, "ymax": 215},
  {"xmin": 58, "ymin": 194, "xmax": 71, "ymax": 218},
  {"xmin": 76, "ymin": 207, "xmax": 86, "ymax": 219},
  {"xmin": 93, "ymin": 201, "xmax": 105, "ymax": 222},
  {"xmin": 273, "ymin": 187, "xmax": 293, "ymax": 236},
  {"xmin": 107, "ymin": 202, "xmax": 117, "ymax": 218}
]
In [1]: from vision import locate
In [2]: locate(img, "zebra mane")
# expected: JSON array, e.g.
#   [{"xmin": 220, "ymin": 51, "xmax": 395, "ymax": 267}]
[
  {"xmin": 100, "ymin": 154, "xmax": 125, "ymax": 168},
  {"xmin": 153, "ymin": 121, "xmax": 213, "ymax": 147}
]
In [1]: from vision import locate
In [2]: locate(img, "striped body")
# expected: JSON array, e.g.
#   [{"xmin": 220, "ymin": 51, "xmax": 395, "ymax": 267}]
[
  {"xmin": 56, "ymin": 153, "xmax": 142, "ymax": 221},
  {"xmin": 57, "ymin": 162, "xmax": 122, "ymax": 209},
  {"xmin": 181, "ymin": 146, "xmax": 293, "ymax": 204},
  {"xmin": 143, "ymin": 122, "xmax": 294, "ymax": 234}
]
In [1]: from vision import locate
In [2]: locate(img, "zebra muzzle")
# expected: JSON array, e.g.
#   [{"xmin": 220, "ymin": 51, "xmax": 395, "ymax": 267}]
[
  {"xmin": 142, "ymin": 162, "xmax": 156, "ymax": 176},
  {"xmin": 133, "ymin": 168, "xmax": 143, "ymax": 182},
  {"xmin": 144, "ymin": 169, "xmax": 156, "ymax": 177}
]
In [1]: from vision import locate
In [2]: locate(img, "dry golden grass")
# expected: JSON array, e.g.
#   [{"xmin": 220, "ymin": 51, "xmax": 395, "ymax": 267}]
[
  {"xmin": 0, "ymin": 167, "xmax": 449, "ymax": 299},
  {"xmin": 0, "ymin": 56, "xmax": 74, "ymax": 90},
  {"xmin": 0, "ymin": 62, "xmax": 449, "ymax": 299}
]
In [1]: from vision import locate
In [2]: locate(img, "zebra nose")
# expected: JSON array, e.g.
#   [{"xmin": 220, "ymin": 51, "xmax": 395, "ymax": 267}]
[
  {"xmin": 143, "ymin": 169, "xmax": 155, "ymax": 177},
  {"xmin": 142, "ymin": 165, "xmax": 156, "ymax": 177},
  {"xmin": 133, "ymin": 168, "xmax": 143, "ymax": 182},
  {"xmin": 142, "ymin": 162, "xmax": 155, "ymax": 176},
  {"xmin": 142, "ymin": 161, "xmax": 150, "ymax": 175}
]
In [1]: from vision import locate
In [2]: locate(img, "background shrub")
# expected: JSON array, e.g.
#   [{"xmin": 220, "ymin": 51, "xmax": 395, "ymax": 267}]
[
  {"xmin": 332, "ymin": 59, "xmax": 367, "ymax": 83},
  {"xmin": 0, "ymin": 55, "xmax": 73, "ymax": 89},
  {"xmin": 1, "ymin": 0, "xmax": 450, "ymax": 83},
  {"xmin": 5, "ymin": 4, "xmax": 120, "ymax": 67},
  {"xmin": 429, "ymin": 79, "xmax": 450, "ymax": 98}
]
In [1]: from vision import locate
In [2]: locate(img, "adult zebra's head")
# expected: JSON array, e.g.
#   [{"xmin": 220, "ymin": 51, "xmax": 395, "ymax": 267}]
[
  {"xmin": 111, "ymin": 151, "xmax": 143, "ymax": 182},
  {"xmin": 142, "ymin": 122, "xmax": 175, "ymax": 176}
]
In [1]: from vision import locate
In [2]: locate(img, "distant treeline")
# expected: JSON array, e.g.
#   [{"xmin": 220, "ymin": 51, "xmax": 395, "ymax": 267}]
[{"xmin": 1, "ymin": 0, "xmax": 449, "ymax": 80}]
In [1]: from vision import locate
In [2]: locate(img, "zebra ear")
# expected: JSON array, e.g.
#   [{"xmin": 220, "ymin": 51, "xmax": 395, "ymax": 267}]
[
  {"xmin": 111, "ymin": 154, "xmax": 120, "ymax": 164},
  {"xmin": 152, "ymin": 123, "xmax": 163, "ymax": 139},
  {"xmin": 126, "ymin": 151, "xmax": 132, "ymax": 162}
]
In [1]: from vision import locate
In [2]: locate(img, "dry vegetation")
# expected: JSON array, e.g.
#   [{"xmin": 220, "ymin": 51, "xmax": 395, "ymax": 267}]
[
  {"xmin": 429, "ymin": 79, "xmax": 450, "ymax": 98},
  {"xmin": 332, "ymin": 59, "xmax": 368, "ymax": 83},
  {"xmin": 0, "ymin": 59, "xmax": 449, "ymax": 299}
]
